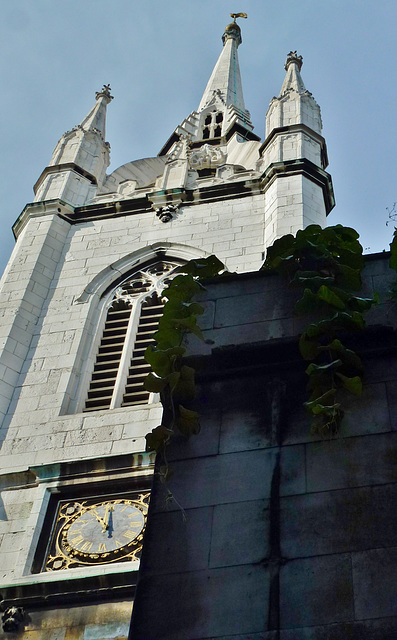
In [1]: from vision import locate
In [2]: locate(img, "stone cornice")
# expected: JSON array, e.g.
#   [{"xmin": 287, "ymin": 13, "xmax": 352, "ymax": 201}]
[
  {"xmin": 259, "ymin": 158, "xmax": 335, "ymax": 215},
  {"xmin": 33, "ymin": 163, "xmax": 98, "ymax": 195},
  {"xmin": 259, "ymin": 123, "xmax": 329, "ymax": 169},
  {"xmin": 12, "ymin": 200, "xmax": 74, "ymax": 239}
]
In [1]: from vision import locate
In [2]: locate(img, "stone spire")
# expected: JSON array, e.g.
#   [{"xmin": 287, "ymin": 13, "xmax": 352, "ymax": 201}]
[
  {"xmin": 198, "ymin": 15, "xmax": 247, "ymax": 112},
  {"xmin": 266, "ymin": 52, "xmax": 322, "ymax": 135},
  {"xmin": 158, "ymin": 14, "xmax": 257, "ymax": 158},
  {"xmin": 33, "ymin": 86, "xmax": 113, "ymax": 207},
  {"xmin": 78, "ymin": 84, "xmax": 113, "ymax": 139},
  {"xmin": 279, "ymin": 51, "xmax": 306, "ymax": 95}
]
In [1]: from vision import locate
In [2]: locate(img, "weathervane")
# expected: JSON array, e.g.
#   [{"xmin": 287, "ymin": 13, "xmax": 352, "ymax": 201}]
[{"xmin": 230, "ymin": 12, "xmax": 248, "ymax": 22}]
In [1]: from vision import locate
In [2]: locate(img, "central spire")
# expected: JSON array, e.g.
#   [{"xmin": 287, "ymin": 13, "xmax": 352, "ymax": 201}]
[{"xmin": 198, "ymin": 13, "xmax": 248, "ymax": 112}]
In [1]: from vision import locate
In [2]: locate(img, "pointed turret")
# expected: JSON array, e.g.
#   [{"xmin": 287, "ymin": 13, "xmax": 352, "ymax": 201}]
[
  {"xmin": 259, "ymin": 52, "xmax": 335, "ymax": 248},
  {"xmin": 159, "ymin": 14, "xmax": 259, "ymax": 160},
  {"xmin": 266, "ymin": 51, "xmax": 322, "ymax": 137},
  {"xmin": 34, "ymin": 85, "xmax": 113, "ymax": 207}
]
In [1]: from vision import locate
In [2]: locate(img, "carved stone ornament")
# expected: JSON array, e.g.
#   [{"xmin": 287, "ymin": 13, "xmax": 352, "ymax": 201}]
[
  {"xmin": 95, "ymin": 84, "xmax": 114, "ymax": 103},
  {"xmin": 188, "ymin": 144, "xmax": 226, "ymax": 171},
  {"xmin": 2, "ymin": 607, "xmax": 24, "ymax": 633},
  {"xmin": 285, "ymin": 51, "xmax": 303, "ymax": 71},
  {"xmin": 154, "ymin": 204, "xmax": 178, "ymax": 223}
]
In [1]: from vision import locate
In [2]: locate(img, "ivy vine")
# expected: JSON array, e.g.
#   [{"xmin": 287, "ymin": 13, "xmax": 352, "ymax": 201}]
[
  {"xmin": 143, "ymin": 255, "xmax": 225, "ymax": 479},
  {"xmin": 263, "ymin": 224, "xmax": 377, "ymax": 435}
]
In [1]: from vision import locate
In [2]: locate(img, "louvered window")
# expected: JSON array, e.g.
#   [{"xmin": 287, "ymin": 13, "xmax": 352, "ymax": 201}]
[{"xmin": 84, "ymin": 261, "xmax": 178, "ymax": 412}]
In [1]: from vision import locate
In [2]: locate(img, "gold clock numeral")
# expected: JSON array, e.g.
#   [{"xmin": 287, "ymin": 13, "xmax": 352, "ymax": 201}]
[
  {"xmin": 71, "ymin": 535, "xmax": 84, "ymax": 546},
  {"xmin": 80, "ymin": 541, "xmax": 93, "ymax": 552},
  {"xmin": 123, "ymin": 530, "xmax": 138, "ymax": 539},
  {"xmin": 98, "ymin": 543, "xmax": 107, "ymax": 553},
  {"xmin": 115, "ymin": 540, "xmax": 123, "ymax": 548}
]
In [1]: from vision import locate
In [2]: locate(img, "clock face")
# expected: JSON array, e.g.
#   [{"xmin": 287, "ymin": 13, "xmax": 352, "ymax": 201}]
[{"xmin": 44, "ymin": 493, "xmax": 149, "ymax": 572}]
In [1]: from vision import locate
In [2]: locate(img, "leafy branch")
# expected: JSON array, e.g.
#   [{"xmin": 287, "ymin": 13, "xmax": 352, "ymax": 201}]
[
  {"xmin": 263, "ymin": 224, "xmax": 376, "ymax": 435},
  {"xmin": 144, "ymin": 256, "xmax": 225, "ymax": 479}
]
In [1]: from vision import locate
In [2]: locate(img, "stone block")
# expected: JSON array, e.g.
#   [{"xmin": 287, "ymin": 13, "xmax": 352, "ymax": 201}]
[
  {"xmin": 352, "ymin": 547, "xmax": 397, "ymax": 620},
  {"xmin": 151, "ymin": 448, "xmax": 278, "ymax": 513},
  {"xmin": 141, "ymin": 506, "xmax": 213, "ymax": 575},
  {"xmin": 281, "ymin": 484, "xmax": 397, "ymax": 558},
  {"xmin": 306, "ymin": 432, "xmax": 397, "ymax": 492},
  {"xmin": 219, "ymin": 376, "xmax": 272, "ymax": 453},
  {"xmin": 280, "ymin": 445, "xmax": 306, "ymax": 496},
  {"xmin": 280, "ymin": 554, "xmax": 354, "ymax": 628},
  {"xmin": 214, "ymin": 289, "xmax": 298, "ymax": 328},
  {"xmin": 280, "ymin": 617, "xmax": 397, "ymax": 639},
  {"xmin": 131, "ymin": 565, "xmax": 269, "ymax": 639},
  {"xmin": 209, "ymin": 499, "xmax": 269, "ymax": 568}
]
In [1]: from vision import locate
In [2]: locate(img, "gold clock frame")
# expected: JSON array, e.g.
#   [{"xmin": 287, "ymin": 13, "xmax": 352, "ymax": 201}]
[{"xmin": 44, "ymin": 492, "xmax": 149, "ymax": 572}]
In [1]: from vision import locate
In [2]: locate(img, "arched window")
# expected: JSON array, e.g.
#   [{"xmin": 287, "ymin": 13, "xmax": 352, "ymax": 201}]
[
  {"xmin": 84, "ymin": 261, "xmax": 179, "ymax": 412},
  {"xmin": 201, "ymin": 111, "xmax": 224, "ymax": 140}
]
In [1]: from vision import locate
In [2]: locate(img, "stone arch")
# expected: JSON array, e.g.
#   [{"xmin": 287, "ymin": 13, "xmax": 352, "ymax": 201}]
[{"xmin": 74, "ymin": 242, "xmax": 212, "ymax": 304}]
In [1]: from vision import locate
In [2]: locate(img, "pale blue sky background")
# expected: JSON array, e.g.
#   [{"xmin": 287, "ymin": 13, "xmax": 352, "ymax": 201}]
[{"xmin": 1, "ymin": 0, "xmax": 396, "ymax": 274}]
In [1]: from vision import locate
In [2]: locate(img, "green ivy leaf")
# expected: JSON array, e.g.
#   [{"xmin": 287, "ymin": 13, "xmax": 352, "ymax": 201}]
[
  {"xmin": 335, "ymin": 372, "xmax": 363, "ymax": 395},
  {"xmin": 317, "ymin": 285, "xmax": 346, "ymax": 309},
  {"xmin": 145, "ymin": 345, "xmax": 185, "ymax": 378},
  {"xmin": 295, "ymin": 288, "xmax": 321, "ymax": 313},
  {"xmin": 145, "ymin": 425, "xmax": 173, "ymax": 453},
  {"xmin": 306, "ymin": 359, "xmax": 342, "ymax": 376},
  {"xmin": 164, "ymin": 274, "xmax": 203, "ymax": 302},
  {"xmin": 336, "ymin": 264, "xmax": 362, "ymax": 289},
  {"xmin": 176, "ymin": 255, "xmax": 225, "ymax": 279},
  {"xmin": 311, "ymin": 402, "xmax": 341, "ymax": 416},
  {"xmin": 154, "ymin": 326, "xmax": 183, "ymax": 350},
  {"xmin": 144, "ymin": 373, "xmax": 167, "ymax": 393},
  {"xmin": 299, "ymin": 332, "xmax": 319, "ymax": 360},
  {"xmin": 174, "ymin": 316, "xmax": 204, "ymax": 341},
  {"xmin": 174, "ymin": 365, "xmax": 196, "ymax": 402},
  {"xmin": 177, "ymin": 404, "xmax": 200, "ymax": 436},
  {"xmin": 318, "ymin": 339, "xmax": 363, "ymax": 373},
  {"xmin": 304, "ymin": 388, "xmax": 337, "ymax": 413},
  {"xmin": 347, "ymin": 295, "xmax": 377, "ymax": 312}
]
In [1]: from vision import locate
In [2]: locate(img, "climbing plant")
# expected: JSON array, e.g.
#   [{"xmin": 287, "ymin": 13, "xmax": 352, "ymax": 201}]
[
  {"xmin": 263, "ymin": 224, "xmax": 377, "ymax": 435},
  {"xmin": 144, "ymin": 255, "xmax": 225, "ymax": 477}
]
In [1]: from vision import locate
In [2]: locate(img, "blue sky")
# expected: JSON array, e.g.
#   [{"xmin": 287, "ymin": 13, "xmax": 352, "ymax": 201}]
[{"xmin": 1, "ymin": 0, "xmax": 396, "ymax": 274}]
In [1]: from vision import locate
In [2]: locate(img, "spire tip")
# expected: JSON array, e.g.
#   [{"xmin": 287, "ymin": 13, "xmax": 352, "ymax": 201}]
[
  {"xmin": 284, "ymin": 51, "xmax": 303, "ymax": 72},
  {"xmin": 95, "ymin": 84, "xmax": 114, "ymax": 103}
]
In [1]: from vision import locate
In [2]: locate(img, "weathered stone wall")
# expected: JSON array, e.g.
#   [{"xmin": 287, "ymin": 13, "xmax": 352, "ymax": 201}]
[
  {"xmin": 130, "ymin": 254, "xmax": 397, "ymax": 639},
  {"xmin": 0, "ymin": 600, "xmax": 132, "ymax": 640}
]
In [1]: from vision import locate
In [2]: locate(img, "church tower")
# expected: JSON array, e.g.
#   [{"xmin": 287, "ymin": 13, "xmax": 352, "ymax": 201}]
[{"xmin": 0, "ymin": 17, "xmax": 334, "ymax": 639}]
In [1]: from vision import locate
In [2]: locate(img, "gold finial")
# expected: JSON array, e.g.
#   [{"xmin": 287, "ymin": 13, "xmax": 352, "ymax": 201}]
[{"xmin": 230, "ymin": 12, "xmax": 247, "ymax": 22}]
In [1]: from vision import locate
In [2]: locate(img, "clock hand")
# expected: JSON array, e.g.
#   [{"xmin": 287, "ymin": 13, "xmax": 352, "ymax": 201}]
[
  {"xmin": 91, "ymin": 509, "xmax": 107, "ymax": 529},
  {"xmin": 107, "ymin": 507, "xmax": 114, "ymax": 538},
  {"xmin": 102, "ymin": 504, "xmax": 113, "ymax": 532}
]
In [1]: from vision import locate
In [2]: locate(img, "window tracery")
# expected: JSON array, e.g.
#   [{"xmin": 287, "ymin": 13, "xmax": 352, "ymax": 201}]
[{"xmin": 84, "ymin": 261, "xmax": 179, "ymax": 412}]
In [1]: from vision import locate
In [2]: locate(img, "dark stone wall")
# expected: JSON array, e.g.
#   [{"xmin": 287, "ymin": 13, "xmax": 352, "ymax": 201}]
[{"xmin": 130, "ymin": 255, "xmax": 397, "ymax": 640}]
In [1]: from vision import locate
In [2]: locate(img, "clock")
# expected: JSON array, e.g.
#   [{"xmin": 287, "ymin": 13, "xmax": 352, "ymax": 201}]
[{"xmin": 44, "ymin": 492, "xmax": 149, "ymax": 571}]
